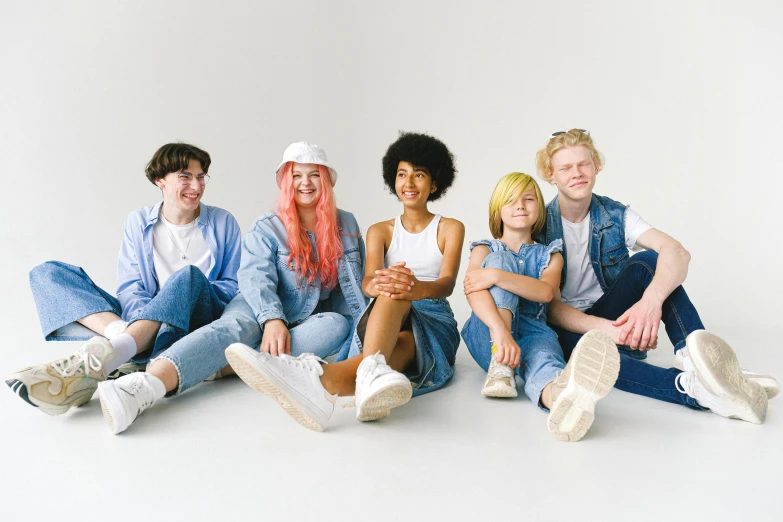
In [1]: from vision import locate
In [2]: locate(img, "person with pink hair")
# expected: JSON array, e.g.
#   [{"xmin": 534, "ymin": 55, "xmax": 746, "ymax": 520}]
[
  {"xmin": 97, "ymin": 142, "xmax": 368, "ymax": 434},
  {"xmin": 227, "ymin": 132, "xmax": 465, "ymax": 431}
]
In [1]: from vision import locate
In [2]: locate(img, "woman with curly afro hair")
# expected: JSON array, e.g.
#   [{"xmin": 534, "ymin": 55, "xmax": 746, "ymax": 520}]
[
  {"xmin": 327, "ymin": 131, "xmax": 465, "ymax": 424},
  {"xmin": 221, "ymin": 132, "xmax": 465, "ymax": 431}
]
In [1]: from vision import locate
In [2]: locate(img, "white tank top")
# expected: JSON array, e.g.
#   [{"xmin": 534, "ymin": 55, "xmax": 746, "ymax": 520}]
[{"xmin": 384, "ymin": 214, "xmax": 443, "ymax": 282}]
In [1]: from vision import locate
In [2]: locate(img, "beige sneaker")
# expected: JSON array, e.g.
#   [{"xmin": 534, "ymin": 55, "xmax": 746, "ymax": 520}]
[
  {"xmin": 5, "ymin": 337, "xmax": 114, "ymax": 416},
  {"xmin": 547, "ymin": 330, "xmax": 620, "ymax": 442},
  {"xmin": 481, "ymin": 347, "xmax": 518, "ymax": 398},
  {"xmin": 674, "ymin": 345, "xmax": 779, "ymax": 399},
  {"xmin": 680, "ymin": 330, "xmax": 768, "ymax": 424}
]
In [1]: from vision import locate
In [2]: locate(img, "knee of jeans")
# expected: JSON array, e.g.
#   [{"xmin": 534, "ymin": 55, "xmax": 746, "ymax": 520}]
[
  {"xmin": 213, "ymin": 311, "xmax": 262, "ymax": 341},
  {"xmin": 179, "ymin": 264, "xmax": 207, "ymax": 283},
  {"xmin": 29, "ymin": 260, "xmax": 70, "ymax": 285},
  {"xmin": 316, "ymin": 313, "xmax": 351, "ymax": 338},
  {"xmin": 629, "ymin": 250, "xmax": 658, "ymax": 273},
  {"xmin": 488, "ymin": 285, "xmax": 518, "ymax": 312},
  {"xmin": 481, "ymin": 251, "xmax": 519, "ymax": 272}
]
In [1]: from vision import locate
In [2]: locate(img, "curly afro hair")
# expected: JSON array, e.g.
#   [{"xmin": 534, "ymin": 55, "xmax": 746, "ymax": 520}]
[{"xmin": 382, "ymin": 131, "xmax": 457, "ymax": 201}]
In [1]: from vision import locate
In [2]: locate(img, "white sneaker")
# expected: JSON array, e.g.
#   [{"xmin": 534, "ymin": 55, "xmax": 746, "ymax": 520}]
[
  {"xmin": 6, "ymin": 337, "xmax": 114, "ymax": 416},
  {"xmin": 675, "ymin": 345, "xmax": 779, "ymax": 399},
  {"xmin": 675, "ymin": 331, "xmax": 767, "ymax": 424},
  {"xmin": 225, "ymin": 343, "xmax": 336, "ymax": 431},
  {"xmin": 98, "ymin": 373, "xmax": 163, "ymax": 434},
  {"xmin": 355, "ymin": 353, "xmax": 412, "ymax": 422},
  {"xmin": 547, "ymin": 330, "xmax": 620, "ymax": 442},
  {"xmin": 481, "ymin": 348, "xmax": 518, "ymax": 398}
]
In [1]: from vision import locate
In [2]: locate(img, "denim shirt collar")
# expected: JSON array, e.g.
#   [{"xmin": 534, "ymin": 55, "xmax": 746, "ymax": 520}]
[{"xmin": 144, "ymin": 201, "xmax": 209, "ymax": 228}]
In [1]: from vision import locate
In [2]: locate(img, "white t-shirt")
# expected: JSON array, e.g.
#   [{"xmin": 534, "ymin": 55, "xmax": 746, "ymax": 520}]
[
  {"xmin": 152, "ymin": 215, "xmax": 211, "ymax": 289},
  {"xmin": 560, "ymin": 206, "xmax": 652, "ymax": 311}
]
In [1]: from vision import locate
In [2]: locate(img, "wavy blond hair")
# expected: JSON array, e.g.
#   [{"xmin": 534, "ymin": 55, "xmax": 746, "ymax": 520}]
[
  {"xmin": 535, "ymin": 129, "xmax": 604, "ymax": 183},
  {"xmin": 488, "ymin": 172, "xmax": 546, "ymax": 239}
]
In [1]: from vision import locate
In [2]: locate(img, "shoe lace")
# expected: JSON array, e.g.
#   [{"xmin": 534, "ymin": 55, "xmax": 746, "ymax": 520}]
[
  {"xmin": 357, "ymin": 354, "xmax": 388, "ymax": 386},
  {"xmin": 279, "ymin": 353, "xmax": 325, "ymax": 372},
  {"xmin": 52, "ymin": 349, "xmax": 104, "ymax": 380},
  {"xmin": 122, "ymin": 376, "xmax": 155, "ymax": 416},
  {"xmin": 487, "ymin": 360, "xmax": 514, "ymax": 381}
]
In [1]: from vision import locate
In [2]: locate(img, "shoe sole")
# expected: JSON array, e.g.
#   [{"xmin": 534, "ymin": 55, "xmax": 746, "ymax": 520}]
[
  {"xmin": 547, "ymin": 330, "xmax": 620, "ymax": 442},
  {"xmin": 674, "ymin": 352, "xmax": 779, "ymax": 400},
  {"xmin": 745, "ymin": 374, "xmax": 780, "ymax": 400},
  {"xmin": 98, "ymin": 381, "xmax": 128, "ymax": 434},
  {"xmin": 687, "ymin": 331, "xmax": 767, "ymax": 424},
  {"xmin": 5, "ymin": 377, "xmax": 95, "ymax": 416},
  {"xmin": 225, "ymin": 344, "xmax": 327, "ymax": 432},
  {"xmin": 356, "ymin": 378, "xmax": 412, "ymax": 422},
  {"xmin": 481, "ymin": 381, "xmax": 518, "ymax": 398}
]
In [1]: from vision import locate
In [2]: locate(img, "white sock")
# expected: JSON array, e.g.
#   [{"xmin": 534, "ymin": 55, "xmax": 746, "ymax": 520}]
[
  {"xmin": 142, "ymin": 373, "xmax": 167, "ymax": 400},
  {"xmin": 106, "ymin": 334, "xmax": 138, "ymax": 374},
  {"xmin": 103, "ymin": 320, "xmax": 129, "ymax": 340}
]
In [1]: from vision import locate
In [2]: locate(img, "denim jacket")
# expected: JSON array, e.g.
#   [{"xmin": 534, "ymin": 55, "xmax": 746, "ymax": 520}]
[
  {"xmin": 117, "ymin": 201, "xmax": 242, "ymax": 320},
  {"xmin": 238, "ymin": 209, "xmax": 369, "ymax": 356},
  {"xmin": 537, "ymin": 194, "xmax": 630, "ymax": 292}
]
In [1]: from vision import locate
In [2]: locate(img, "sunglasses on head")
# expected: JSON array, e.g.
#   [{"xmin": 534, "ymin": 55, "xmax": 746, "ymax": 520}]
[{"xmin": 549, "ymin": 129, "xmax": 589, "ymax": 139}]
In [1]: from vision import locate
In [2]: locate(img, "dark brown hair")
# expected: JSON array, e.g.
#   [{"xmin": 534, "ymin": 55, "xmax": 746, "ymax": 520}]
[{"xmin": 145, "ymin": 143, "xmax": 211, "ymax": 185}]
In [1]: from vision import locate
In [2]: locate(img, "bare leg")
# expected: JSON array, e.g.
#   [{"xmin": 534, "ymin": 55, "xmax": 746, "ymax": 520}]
[
  {"xmin": 124, "ymin": 320, "xmax": 162, "ymax": 355},
  {"xmin": 361, "ymin": 296, "xmax": 412, "ymax": 360},
  {"xmin": 320, "ymin": 357, "xmax": 362, "ymax": 396},
  {"xmin": 76, "ymin": 312, "xmax": 161, "ymax": 357},
  {"xmin": 76, "ymin": 312, "xmax": 122, "ymax": 336},
  {"xmin": 320, "ymin": 297, "xmax": 417, "ymax": 397},
  {"xmin": 541, "ymin": 382, "xmax": 554, "ymax": 409},
  {"xmin": 147, "ymin": 358, "xmax": 179, "ymax": 393},
  {"xmin": 497, "ymin": 308, "xmax": 512, "ymax": 332}
]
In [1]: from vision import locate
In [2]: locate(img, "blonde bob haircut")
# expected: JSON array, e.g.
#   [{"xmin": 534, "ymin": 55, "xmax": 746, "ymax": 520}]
[
  {"xmin": 535, "ymin": 129, "xmax": 604, "ymax": 183},
  {"xmin": 488, "ymin": 172, "xmax": 546, "ymax": 239}
]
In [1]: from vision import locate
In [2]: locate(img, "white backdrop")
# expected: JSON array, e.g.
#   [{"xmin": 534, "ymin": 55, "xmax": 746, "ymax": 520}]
[
  {"xmin": 2, "ymin": 3, "xmax": 783, "ymax": 521},
  {"xmin": 1, "ymin": 0, "xmax": 781, "ymax": 364}
]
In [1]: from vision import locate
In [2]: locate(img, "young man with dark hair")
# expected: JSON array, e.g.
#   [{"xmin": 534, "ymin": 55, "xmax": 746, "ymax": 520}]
[{"xmin": 7, "ymin": 143, "xmax": 241, "ymax": 417}]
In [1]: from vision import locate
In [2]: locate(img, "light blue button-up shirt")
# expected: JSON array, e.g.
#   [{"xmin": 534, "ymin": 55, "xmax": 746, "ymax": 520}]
[
  {"xmin": 238, "ymin": 209, "xmax": 368, "ymax": 356},
  {"xmin": 116, "ymin": 201, "xmax": 241, "ymax": 320}
]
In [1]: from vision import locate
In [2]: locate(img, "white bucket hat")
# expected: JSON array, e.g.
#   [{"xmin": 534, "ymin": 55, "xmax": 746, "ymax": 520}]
[{"xmin": 275, "ymin": 142, "xmax": 338, "ymax": 187}]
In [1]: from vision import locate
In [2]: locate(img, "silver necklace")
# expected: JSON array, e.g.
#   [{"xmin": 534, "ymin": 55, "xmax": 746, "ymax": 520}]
[{"xmin": 163, "ymin": 218, "xmax": 197, "ymax": 260}]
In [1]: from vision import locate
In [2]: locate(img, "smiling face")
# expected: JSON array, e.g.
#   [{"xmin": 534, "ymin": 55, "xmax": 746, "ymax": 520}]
[
  {"xmin": 395, "ymin": 161, "xmax": 436, "ymax": 207},
  {"xmin": 549, "ymin": 145, "xmax": 597, "ymax": 203},
  {"xmin": 155, "ymin": 158, "xmax": 205, "ymax": 215},
  {"xmin": 500, "ymin": 187, "xmax": 540, "ymax": 234},
  {"xmin": 291, "ymin": 162, "xmax": 323, "ymax": 209}
]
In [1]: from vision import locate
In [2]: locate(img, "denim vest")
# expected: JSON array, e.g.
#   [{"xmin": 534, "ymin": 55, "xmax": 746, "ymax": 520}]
[
  {"xmin": 470, "ymin": 238, "xmax": 563, "ymax": 321},
  {"xmin": 238, "ymin": 209, "xmax": 369, "ymax": 357},
  {"xmin": 537, "ymin": 194, "xmax": 630, "ymax": 293}
]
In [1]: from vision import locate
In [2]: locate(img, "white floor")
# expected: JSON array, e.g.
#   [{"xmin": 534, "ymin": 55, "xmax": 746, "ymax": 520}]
[{"xmin": 2, "ymin": 325, "xmax": 781, "ymax": 522}]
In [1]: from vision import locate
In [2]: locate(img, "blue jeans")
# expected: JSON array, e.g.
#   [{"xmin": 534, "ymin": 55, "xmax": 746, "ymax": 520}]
[
  {"xmin": 29, "ymin": 261, "xmax": 227, "ymax": 362},
  {"xmin": 156, "ymin": 294, "xmax": 352, "ymax": 394},
  {"xmin": 551, "ymin": 251, "xmax": 706, "ymax": 409},
  {"xmin": 461, "ymin": 251, "xmax": 565, "ymax": 410}
]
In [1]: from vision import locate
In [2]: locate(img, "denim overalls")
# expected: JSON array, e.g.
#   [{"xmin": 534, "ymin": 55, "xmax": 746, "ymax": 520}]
[{"xmin": 461, "ymin": 238, "xmax": 566, "ymax": 409}]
